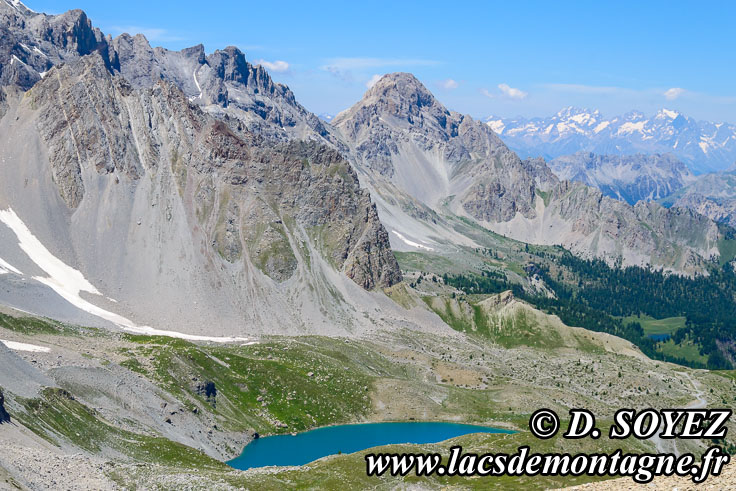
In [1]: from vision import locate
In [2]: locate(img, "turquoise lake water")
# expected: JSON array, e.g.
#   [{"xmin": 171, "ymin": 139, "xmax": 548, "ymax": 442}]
[{"xmin": 227, "ymin": 421, "xmax": 513, "ymax": 470}]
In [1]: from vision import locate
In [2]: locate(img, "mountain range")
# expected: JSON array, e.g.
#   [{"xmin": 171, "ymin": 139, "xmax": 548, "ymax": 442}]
[
  {"xmin": 486, "ymin": 107, "xmax": 736, "ymax": 174},
  {"xmin": 333, "ymin": 74, "xmax": 722, "ymax": 274},
  {"xmin": 2, "ymin": 2, "xmax": 736, "ymax": 488},
  {"xmin": 0, "ymin": 0, "xmax": 732, "ymax": 337}
]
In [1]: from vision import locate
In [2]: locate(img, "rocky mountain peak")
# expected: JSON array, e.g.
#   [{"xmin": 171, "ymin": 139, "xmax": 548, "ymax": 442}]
[
  {"xmin": 333, "ymin": 71, "xmax": 549, "ymax": 224},
  {"xmin": 206, "ymin": 45, "xmax": 249, "ymax": 84},
  {"xmin": 366, "ymin": 72, "xmax": 431, "ymax": 97},
  {"xmin": 333, "ymin": 72, "xmax": 462, "ymax": 152},
  {"xmin": 655, "ymin": 108, "xmax": 680, "ymax": 120},
  {"xmin": 0, "ymin": 5, "xmax": 111, "ymax": 89},
  {"xmin": 0, "ymin": 44, "xmax": 402, "ymax": 335},
  {"xmin": 555, "ymin": 106, "xmax": 589, "ymax": 118},
  {"xmin": 359, "ymin": 72, "xmax": 444, "ymax": 120}
]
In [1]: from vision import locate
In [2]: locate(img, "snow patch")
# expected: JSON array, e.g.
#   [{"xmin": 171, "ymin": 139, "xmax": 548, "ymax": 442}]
[
  {"xmin": 0, "ymin": 208, "xmax": 253, "ymax": 344},
  {"xmin": 486, "ymin": 120, "xmax": 505, "ymax": 135},
  {"xmin": 594, "ymin": 121, "xmax": 610, "ymax": 133},
  {"xmin": 189, "ymin": 66, "xmax": 203, "ymax": 102},
  {"xmin": 0, "ymin": 257, "xmax": 22, "ymax": 275},
  {"xmin": 392, "ymin": 230, "xmax": 434, "ymax": 251},
  {"xmin": 11, "ymin": 0, "xmax": 33, "ymax": 11},
  {"xmin": 1, "ymin": 339, "xmax": 50, "ymax": 353},
  {"xmin": 618, "ymin": 121, "xmax": 646, "ymax": 135},
  {"xmin": 0, "ymin": 208, "xmax": 102, "ymax": 296},
  {"xmin": 570, "ymin": 113, "xmax": 593, "ymax": 125},
  {"xmin": 660, "ymin": 109, "xmax": 679, "ymax": 119}
]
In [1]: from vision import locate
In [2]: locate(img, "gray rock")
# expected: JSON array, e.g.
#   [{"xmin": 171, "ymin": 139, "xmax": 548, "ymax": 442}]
[
  {"xmin": 549, "ymin": 152, "xmax": 695, "ymax": 204},
  {"xmin": 0, "ymin": 3, "xmax": 111, "ymax": 90},
  {"xmin": 0, "ymin": 387, "xmax": 9, "ymax": 423},
  {"xmin": 0, "ymin": 49, "xmax": 401, "ymax": 337}
]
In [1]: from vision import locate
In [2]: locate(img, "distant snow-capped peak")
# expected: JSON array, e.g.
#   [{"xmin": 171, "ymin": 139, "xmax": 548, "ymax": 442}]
[{"xmin": 485, "ymin": 108, "xmax": 736, "ymax": 173}]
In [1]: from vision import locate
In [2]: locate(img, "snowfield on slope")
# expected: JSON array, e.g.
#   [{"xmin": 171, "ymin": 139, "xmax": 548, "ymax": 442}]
[
  {"xmin": 392, "ymin": 230, "xmax": 435, "ymax": 251},
  {"xmin": 0, "ymin": 256, "xmax": 22, "ymax": 275},
  {"xmin": 0, "ymin": 339, "xmax": 51, "ymax": 353},
  {"xmin": 0, "ymin": 208, "xmax": 255, "ymax": 344}
]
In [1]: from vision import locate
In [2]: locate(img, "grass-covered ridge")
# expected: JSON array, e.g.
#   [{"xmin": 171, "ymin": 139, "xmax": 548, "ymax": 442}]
[
  {"xmin": 0, "ymin": 311, "xmax": 79, "ymax": 336},
  {"xmin": 118, "ymin": 335, "xmax": 384, "ymax": 434},
  {"xmin": 421, "ymin": 293, "xmax": 606, "ymax": 354},
  {"xmin": 439, "ymin": 248, "xmax": 736, "ymax": 370}
]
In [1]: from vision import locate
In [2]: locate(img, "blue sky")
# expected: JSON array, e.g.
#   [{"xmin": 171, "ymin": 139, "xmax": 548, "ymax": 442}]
[{"xmin": 27, "ymin": 0, "xmax": 736, "ymax": 122}]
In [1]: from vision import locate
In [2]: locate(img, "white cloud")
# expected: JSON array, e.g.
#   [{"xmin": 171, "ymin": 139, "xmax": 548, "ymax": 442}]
[
  {"xmin": 481, "ymin": 84, "xmax": 528, "ymax": 100},
  {"xmin": 254, "ymin": 59, "xmax": 290, "ymax": 72},
  {"xmin": 664, "ymin": 87, "xmax": 686, "ymax": 100},
  {"xmin": 366, "ymin": 74, "xmax": 382, "ymax": 89},
  {"xmin": 109, "ymin": 26, "xmax": 184, "ymax": 43},
  {"xmin": 498, "ymin": 83, "xmax": 528, "ymax": 100},
  {"xmin": 439, "ymin": 78, "xmax": 459, "ymax": 90}
]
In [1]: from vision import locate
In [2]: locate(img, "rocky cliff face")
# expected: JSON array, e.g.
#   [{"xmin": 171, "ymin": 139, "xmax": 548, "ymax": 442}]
[
  {"xmin": 549, "ymin": 152, "xmax": 695, "ymax": 205},
  {"xmin": 0, "ymin": 0, "xmax": 337, "ymax": 147},
  {"xmin": 0, "ymin": 50, "xmax": 401, "ymax": 336},
  {"xmin": 0, "ymin": 1, "xmax": 111, "ymax": 89},
  {"xmin": 108, "ymin": 35, "xmax": 336, "ymax": 146},
  {"xmin": 543, "ymin": 181, "xmax": 719, "ymax": 269},
  {"xmin": 672, "ymin": 194, "xmax": 736, "ymax": 228},
  {"xmin": 332, "ymin": 73, "xmax": 724, "ymax": 272},
  {"xmin": 333, "ymin": 73, "xmax": 550, "ymax": 223},
  {"xmin": 40, "ymin": 54, "xmax": 398, "ymax": 287}
]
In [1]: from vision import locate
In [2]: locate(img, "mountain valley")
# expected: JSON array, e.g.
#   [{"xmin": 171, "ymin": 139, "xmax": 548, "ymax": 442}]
[{"xmin": 0, "ymin": 1, "xmax": 735, "ymax": 489}]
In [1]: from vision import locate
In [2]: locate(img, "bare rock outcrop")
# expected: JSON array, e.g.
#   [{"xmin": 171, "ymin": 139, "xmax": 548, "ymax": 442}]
[{"xmin": 0, "ymin": 387, "xmax": 9, "ymax": 423}]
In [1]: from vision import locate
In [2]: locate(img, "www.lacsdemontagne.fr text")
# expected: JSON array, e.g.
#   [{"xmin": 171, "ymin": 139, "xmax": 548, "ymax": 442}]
[
  {"xmin": 365, "ymin": 408, "xmax": 732, "ymax": 484},
  {"xmin": 365, "ymin": 445, "xmax": 730, "ymax": 484}
]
